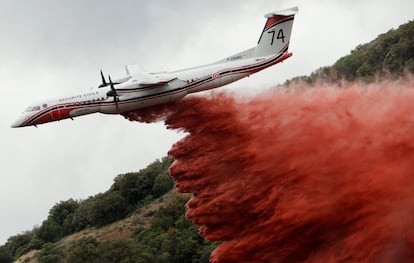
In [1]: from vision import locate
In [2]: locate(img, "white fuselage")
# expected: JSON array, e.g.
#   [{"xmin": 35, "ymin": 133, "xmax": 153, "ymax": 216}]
[
  {"xmin": 11, "ymin": 6, "xmax": 298, "ymax": 128},
  {"xmin": 11, "ymin": 52, "xmax": 291, "ymax": 128}
]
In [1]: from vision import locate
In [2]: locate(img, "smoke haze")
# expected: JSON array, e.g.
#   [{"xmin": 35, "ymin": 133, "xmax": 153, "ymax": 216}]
[{"xmin": 123, "ymin": 76, "xmax": 414, "ymax": 262}]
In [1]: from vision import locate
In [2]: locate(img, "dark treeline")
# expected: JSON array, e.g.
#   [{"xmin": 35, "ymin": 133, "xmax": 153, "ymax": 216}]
[
  {"xmin": 286, "ymin": 20, "xmax": 414, "ymax": 84},
  {"xmin": 1, "ymin": 157, "xmax": 217, "ymax": 262},
  {"xmin": 0, "ymin": 157, "xmax": 213, "ymax": 262},
  {"xmin": 28, "ymin": 194, "xmax": 217, "ymax": 263}
]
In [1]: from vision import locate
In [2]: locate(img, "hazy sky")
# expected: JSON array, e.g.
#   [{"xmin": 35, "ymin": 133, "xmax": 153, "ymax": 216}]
[{"xmin": 1, "ymin": 0, "xmax": 413, "ymax": 244}]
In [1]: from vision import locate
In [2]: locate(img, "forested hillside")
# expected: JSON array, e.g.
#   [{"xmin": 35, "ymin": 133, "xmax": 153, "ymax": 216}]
[
  {"xmin": 1, "ymin": 19, "xmax": 413, "ymax": 263},
  {"xmin": 1, "ymin": 158, "xmax": 218, "ymax": 263},
  {"xmin": 286, "ymin": 20, "xmax": 414, "ymax": 84}
]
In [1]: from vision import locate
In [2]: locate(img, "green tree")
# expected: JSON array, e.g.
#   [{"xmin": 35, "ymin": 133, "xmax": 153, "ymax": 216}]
[
  {"xmin": 112, "ymin": 172, "xmax": 143, "ymax": 205},
  {"xmin": 37, "ymin": 220, "xmax": 62, "ymax": 243},
  {"xmin": 48, "ymin": 199, "xmax": 79, "ymax": 225},
  {"xmin": 46, "ymin": 199, "xmax": 82, "ymax": 236},
  {"xmin": 198, "ymin": 242, "xmax": 220, "ymax": 263},
  {"xmin": 86, "ymin": 191, "xmax": 127, "ymax": 227},
  {"xmin": 38, "ymin": 243, "xmax": 63, "ymax": 263},
  {"xmin": 66, "ymin": 237, "xmax": 99, "ymax": 263},
  {"xmin": 97, "ymin": 239, "xmax": 138, "ymax": 263},
  {"xmin": 5, "ymin": 231, "xmax": 33, "ymax": 258},
  {"xmin": 134, "ymin": 193, "xmax": 219, "ymax": 263},
  {"xmin": 0, "ymin": 245, "xmax": 13, "ymax": 263},
  {"xmin": 152, "ymin": 173, "xmax": 174, "ymax": 197}
]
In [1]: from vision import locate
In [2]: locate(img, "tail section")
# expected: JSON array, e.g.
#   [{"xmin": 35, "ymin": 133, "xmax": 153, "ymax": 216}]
[{"xmin": 254, "ymin": 6, "xmax": 298, "ymax": 58}]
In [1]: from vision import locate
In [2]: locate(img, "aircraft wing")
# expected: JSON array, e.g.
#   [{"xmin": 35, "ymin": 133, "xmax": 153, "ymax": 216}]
[{"xmin": 125, "ymin": 64, "xmax": 177, "ymax": 87}]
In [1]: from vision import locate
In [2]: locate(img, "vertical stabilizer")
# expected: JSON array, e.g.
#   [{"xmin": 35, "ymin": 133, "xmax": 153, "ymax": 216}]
[{"xmin": 254, "ymin": 6, "xmax": 298, "ymax": 58}]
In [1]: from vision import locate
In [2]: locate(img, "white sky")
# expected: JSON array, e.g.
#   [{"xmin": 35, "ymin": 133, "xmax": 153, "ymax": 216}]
[{"xmin": 1, "ymin": 0, "xmax": 413, "ymax": 244}]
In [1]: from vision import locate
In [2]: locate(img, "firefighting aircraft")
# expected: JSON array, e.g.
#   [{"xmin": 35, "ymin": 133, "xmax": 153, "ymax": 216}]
[{"xmin": 11, "ymin": 6, "xmax": 298, "ymax": 128}]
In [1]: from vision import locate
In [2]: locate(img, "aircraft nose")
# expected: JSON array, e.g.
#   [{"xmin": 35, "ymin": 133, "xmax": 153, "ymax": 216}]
[
  {"xmin": 11, "ymin": 121, "xmax": 20, "ymax": 128},
  {"xmin": 11, "ymin": 117, "xmax": 23, "ymax": 128}
]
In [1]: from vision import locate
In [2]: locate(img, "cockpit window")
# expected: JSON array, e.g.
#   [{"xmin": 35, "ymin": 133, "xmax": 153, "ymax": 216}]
[{"xmin": 25, "ymin": 106, "xmax": 41, "ymax": 112}]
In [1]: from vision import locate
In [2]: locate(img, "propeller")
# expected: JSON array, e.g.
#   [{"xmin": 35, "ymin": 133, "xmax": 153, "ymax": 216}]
[
  {"xmin": 107, "ymin": 75, "xmax": 120, "ymax": 111},
  {"xmin": 98, "ymin": 69, "xmax": 107, "ymax": 88}
]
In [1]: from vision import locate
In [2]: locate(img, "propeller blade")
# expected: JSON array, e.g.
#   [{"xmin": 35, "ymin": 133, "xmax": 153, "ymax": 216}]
[
  {"xmin": 108, "ymin": 75, "xmax": 120, "ymax": 111},
  {"xmin": 99, "ymin": 69, "xmax": 107, "ymax": 88},
  {"xmin": 109, "ymin": 75, "xmax": 114, "ymax": 91}
]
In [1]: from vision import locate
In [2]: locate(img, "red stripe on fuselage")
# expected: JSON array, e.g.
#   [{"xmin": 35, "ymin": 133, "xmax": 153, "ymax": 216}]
[{"xmin": 23, "ymin": 50, "xmax": 291, "ymax": 126}]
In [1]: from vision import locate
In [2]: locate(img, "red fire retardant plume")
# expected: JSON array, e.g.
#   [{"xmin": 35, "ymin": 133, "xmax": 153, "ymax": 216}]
[{"xmin": 123, "ymin": 76, "xmax": 414, "ymax": 263}]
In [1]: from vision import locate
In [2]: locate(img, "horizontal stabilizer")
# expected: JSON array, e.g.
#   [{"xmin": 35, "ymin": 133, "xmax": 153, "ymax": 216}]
[{"xmin": 264, "ymin": 6, "xmax": 298, "ymax": 18}]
